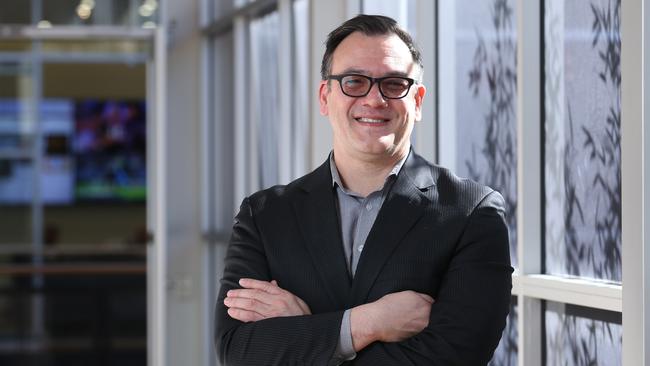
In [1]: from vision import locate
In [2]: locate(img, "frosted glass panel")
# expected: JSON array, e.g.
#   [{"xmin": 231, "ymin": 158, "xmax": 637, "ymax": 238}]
[
  {"xmin": 545, "ymin": 302, "xmax": 621, "ymax": 365},
  {"xmin": 439, "ymin": 0, "xmax": 518, "ymax": 268},
  {"xmin": 544, "ymin": 0, "xmax": 621, "ymax": 282},
  {"xmin": 489, "ymin": 296, "xmax": 518, "ymax": 366}
]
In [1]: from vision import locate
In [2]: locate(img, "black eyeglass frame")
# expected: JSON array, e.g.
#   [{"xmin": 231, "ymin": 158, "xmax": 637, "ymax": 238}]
[{"xmin": 327, "ymin": 73, "xmax": 418, "ymax": 100}]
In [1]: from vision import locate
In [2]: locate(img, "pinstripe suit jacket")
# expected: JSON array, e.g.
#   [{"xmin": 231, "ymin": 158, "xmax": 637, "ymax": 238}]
[{"xmin": 215, "ymin": 151, "xmax": 513, "ymax": 365}]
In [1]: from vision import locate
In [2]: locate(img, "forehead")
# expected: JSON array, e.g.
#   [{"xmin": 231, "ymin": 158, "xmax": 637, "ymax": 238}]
[{"xmin": 330, "ymin": 32, "xmax": 415, "ymax": 75}]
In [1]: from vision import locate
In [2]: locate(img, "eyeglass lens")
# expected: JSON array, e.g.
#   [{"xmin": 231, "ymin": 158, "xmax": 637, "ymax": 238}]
[{"xmin": 340, "ymin": 75, "xmax": 411, "ymax": 98}]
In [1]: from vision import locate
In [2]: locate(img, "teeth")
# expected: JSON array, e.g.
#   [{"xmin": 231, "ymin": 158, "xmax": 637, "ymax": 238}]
[{"xmin": 357, "ymin": 118, "xmax": 385, "ymax": 123}]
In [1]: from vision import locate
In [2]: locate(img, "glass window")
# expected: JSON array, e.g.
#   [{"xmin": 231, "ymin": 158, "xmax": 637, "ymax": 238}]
[
  {"xmin": 544, "ymin": 0, "xmax": 621, "ymax": 282},
  {"xmin": 0, "ymin": 59, "xmax": 148, "ymax": 365},
  {"xmin": 362, "ymin": 0, "xmax": 417, "ymax": 36},
  {"xmin": 214, "ymin": 0, "xmax": 235, "ymax": 21},
  {"xmin": 489, "ymin": 296, "xmax": 518, "ymax": 366},
  {"xmin": 249, "ymin": 11, "xmax": 280, "ymax": 190},
  {"xmin": 0, "ymin": 61, "xmax": 34, "ymax": 247},
  {"xmin": 291, "ymin": 0, "xmax": 309, "ymax": 179},
  {"xmin": 438, "ymin": 0, "xmax": 518, "ymax": 268},
  {"xmin": 545, "ymin": 301, "xmax": 621, "ymax": 365},
  {"xmin": 38, "ymin": 0, "xmax": 158, "ymax": 27}
]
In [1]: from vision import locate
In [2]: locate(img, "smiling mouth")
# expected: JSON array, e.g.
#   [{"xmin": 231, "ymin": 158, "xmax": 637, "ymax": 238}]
[{"xmin": 355, "ymin": 117, "xmax": 388, "ymax": 124}]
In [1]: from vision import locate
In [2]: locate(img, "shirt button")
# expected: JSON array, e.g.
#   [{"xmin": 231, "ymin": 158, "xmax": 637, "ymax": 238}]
[
  {"xmin": 366, "ymin": 203, "xmax": 372, "ymax": 211},
  {"xmin": 358, "ymin": 245, "xmax": 364, "ymax": 252}
]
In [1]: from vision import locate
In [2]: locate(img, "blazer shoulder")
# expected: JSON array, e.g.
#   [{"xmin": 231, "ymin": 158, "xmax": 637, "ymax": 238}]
[
  {"xmin": 431, "ymin": 164, "xmax": 504, "ymax": 214},
  {"xmin": 245, "ymin": 163, "xmax": 327, "ymax": 212}
]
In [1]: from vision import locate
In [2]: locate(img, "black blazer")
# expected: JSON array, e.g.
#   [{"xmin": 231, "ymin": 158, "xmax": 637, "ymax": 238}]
[{"xmin": 215, "ymin": 151, "xmax": 513, "ymax": 366}]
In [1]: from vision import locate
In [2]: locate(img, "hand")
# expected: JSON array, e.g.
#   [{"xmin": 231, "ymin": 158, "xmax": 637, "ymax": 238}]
[
  {"xmin": 224, "ymin": 278, "xmax": 312, "ymax": 322},
  {"xmin": 350, "ymin": 290, "xmax": 434, "ymax": 351}
]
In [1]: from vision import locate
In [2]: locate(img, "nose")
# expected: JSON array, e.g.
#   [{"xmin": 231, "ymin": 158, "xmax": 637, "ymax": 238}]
[{"xmin": 361, "ymin": 82, "xmax": 388, "ymax": 107}]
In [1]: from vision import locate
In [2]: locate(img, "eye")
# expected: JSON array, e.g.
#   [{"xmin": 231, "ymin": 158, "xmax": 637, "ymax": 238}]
[
  {"xmin": 382, "ymin": 78, "xmax": 409, "ymax": 92},
  {"xmin": 342, "ymin": 75, "xmax": 369, "ymax": 90}
]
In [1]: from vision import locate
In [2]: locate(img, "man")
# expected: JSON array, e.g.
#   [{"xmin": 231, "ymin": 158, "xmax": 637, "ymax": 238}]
[{"xmin": 215, "ymin": 14, "xmax": 512, "ymax": 365}]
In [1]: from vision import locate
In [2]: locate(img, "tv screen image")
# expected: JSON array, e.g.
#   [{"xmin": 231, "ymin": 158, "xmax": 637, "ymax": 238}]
[{"xmin": 74, "ymin": 100, "xmax": 146, "ymax": 202}]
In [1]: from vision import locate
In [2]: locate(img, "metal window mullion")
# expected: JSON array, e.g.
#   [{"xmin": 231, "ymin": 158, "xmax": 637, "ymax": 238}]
[
  {"xmin": 278, "ymin": 0, "xmax": 292, "ymax": 184},
  {"xmin": 30, "ymin": 40, "xmax": 45, "ymax": 341},
  {"xmin": 0, "ymin": 26, "xmax": 155, "ymax": 41},
  {"xmin": 149, "ymin": 22, "xmax": 168, "ymax": 366},
  {"xmin": 145, "ymin": 56, "xmax": 157, "ymax": 366},
  {"xmin": 413, "ymin": 0, "xmax": 436, "ymax": 163},
  {"xmin": 199, "ymin": 35, "xmax": 217, "ymax": 366},
  {"xmin": 435, "ymin": 0, "xmax": 456, "ymax": 168},
  {"xmin": 516, "ymin": 0, "xmax": 542, "ymax": 365},
  {"xmin": 247, "ymin": 19, "xmax": 260, "ymax": 193},
  {"xmin": 514, "ymin": 275, "xmax": 622, "ymax": 312},
  {"xmin": 621, "ymin": 0, "xmax": 648, "ymax": 364},
  {"xmin": 234, "ymin": 17, "xmax": 249, "ymax": 207}
]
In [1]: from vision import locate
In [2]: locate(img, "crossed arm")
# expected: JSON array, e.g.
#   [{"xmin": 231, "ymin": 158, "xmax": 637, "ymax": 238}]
[
  {"xmin": 216, "ymin": 192, "xmax": 512, "ymax": 365},
  {"xmin": 225, "ymin": 278, "xmax": 434, "ymax": 353}
]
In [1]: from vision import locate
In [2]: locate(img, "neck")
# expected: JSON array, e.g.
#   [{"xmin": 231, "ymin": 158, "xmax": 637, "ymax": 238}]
[{"xmin": 333, "ymin": 147, "xmax": 408, "ymax": 197}]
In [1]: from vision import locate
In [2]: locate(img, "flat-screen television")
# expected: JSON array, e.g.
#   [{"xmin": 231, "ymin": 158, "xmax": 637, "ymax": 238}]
[
  {"xmin": 73, "ymin": 100, "xmax": 147, "ymax": 202},
  {"xmin": 0, "ymin": 99, "xmax": 146, "ymax": 204}
]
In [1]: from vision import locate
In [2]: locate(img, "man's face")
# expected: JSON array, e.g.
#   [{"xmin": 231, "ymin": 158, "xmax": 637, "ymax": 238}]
[{"xmin": 319, "ymin": 32, "xmax": 426, "ymax": 161}]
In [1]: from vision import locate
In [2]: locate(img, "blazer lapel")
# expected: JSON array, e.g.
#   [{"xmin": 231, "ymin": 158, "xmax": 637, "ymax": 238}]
[
  {"xmin": 350, "ymin": 152, "xmax": 435, "ymax": 306},
  {"xmin": 292, "ymin": 160, "xmax": 352, "ymax": 308}
]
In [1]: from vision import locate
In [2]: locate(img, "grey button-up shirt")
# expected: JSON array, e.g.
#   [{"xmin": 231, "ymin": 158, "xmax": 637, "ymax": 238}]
[{"xmin": 329, "ymin": 152, "xmax": 407, "ymax": 364}]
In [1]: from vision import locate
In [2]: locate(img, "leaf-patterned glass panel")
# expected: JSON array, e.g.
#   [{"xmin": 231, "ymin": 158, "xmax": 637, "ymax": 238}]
[
  {"xmin": 439, "ymin": 0, "xmax": 518, "ymax": 268},
  {"xmin": 488, "ymin": 296, "xmax": 517, "ymax": 366},
  {"xmin": 544, "ymin": 0, "xmax": 621, "ymax": 282},
  {"xmin": 545, "ymin": 301, "xmax": 621, "ymax": 365}
]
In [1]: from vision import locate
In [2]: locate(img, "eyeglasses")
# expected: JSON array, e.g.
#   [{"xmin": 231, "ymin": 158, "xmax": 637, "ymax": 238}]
[{"xmin": 327, "ymin": 74, "xmax": 417, "ymax": 100}]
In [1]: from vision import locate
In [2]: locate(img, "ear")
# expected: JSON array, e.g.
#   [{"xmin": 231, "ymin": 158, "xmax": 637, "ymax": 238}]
[
  {"xmin": 413, "ymin": 84, "xmax": 426, "ymax": 122},
  {"xmin": 319, "ymin": 80, "xmax": 330, "ymax": 116}
]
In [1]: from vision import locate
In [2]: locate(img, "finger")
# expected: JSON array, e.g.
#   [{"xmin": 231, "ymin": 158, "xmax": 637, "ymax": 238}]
[
  {"xmin": 239, "ymin": 278, "xmax": 282, "ymax": 294},
  {"xmin": 227, "ymin": 289, "xmax": 275, "ymax": 306},
  {"xmin": 271, "ymin": 280, "xmax": 278, "ymax": 286},
  {"xmin": 227, "ymin": 307, "xmax": 265, "ymax": 322},
  {"xmin": 224, "ymin": 296, "xmax": 270, "ymax": 313}
]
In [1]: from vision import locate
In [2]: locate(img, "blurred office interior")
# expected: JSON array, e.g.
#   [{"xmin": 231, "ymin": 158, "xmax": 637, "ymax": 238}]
[{"xmin": 0, "ymin": 0, "xmax": 648, "ymax": 365}]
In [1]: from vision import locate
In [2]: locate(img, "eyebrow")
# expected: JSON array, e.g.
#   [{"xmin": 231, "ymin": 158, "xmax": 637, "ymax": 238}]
[{"xmin": 336, "ymin": 68, "xmax": 411, "ymax": 78}]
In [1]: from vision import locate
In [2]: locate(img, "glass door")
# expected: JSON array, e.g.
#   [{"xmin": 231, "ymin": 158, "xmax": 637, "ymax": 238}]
[{"xmin": 0, "ymin": 40, "xmax": 151, "ymax": 365}]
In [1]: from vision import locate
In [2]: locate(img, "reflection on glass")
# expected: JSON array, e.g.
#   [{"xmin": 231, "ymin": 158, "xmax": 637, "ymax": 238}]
[
  {"xmin": 489, "ymin": 296, "xmax": 518, "ymax": 366},
  {"xmin": 447, "ymin": 0, "xmax": 518, "ymax": 267},
  {"xmin": 544, "ymin": 0, "xmax": 621, "ymax": 282},
  {"xmin": 0, "ymin": 62, "xmax": 34, "ymax": 247},
  {"xmin": 38, "ymin": 0, "xmax": 158, "ymax": 26},
  {"xmin": 250, "ymin": 11, "xmax": 280, "ymax": 189},
  {"xmin": 545, "ymin": 301, "xmax": 621, "ymax": 365}
]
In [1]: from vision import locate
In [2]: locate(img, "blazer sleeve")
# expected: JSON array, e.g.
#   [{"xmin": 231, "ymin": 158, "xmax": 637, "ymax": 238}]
[
  {"xmin": 349, "ymin": 190, "xmax": 513, "ymax": 366},
  {"xmin": 214, "ymin": 197, "xmax": 345, "ymax": 366}
]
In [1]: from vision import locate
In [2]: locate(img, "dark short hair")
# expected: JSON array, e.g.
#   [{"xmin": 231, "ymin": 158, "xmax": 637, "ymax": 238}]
[{"xmin": 320, "ymin": 14, "xmax": 423, "ymax": 80}]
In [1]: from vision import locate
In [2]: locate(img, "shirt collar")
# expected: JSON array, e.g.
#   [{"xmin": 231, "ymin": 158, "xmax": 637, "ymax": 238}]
[{"xmin": 329, "ymin": 150, "xmax": 409, "ymax": 190}]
